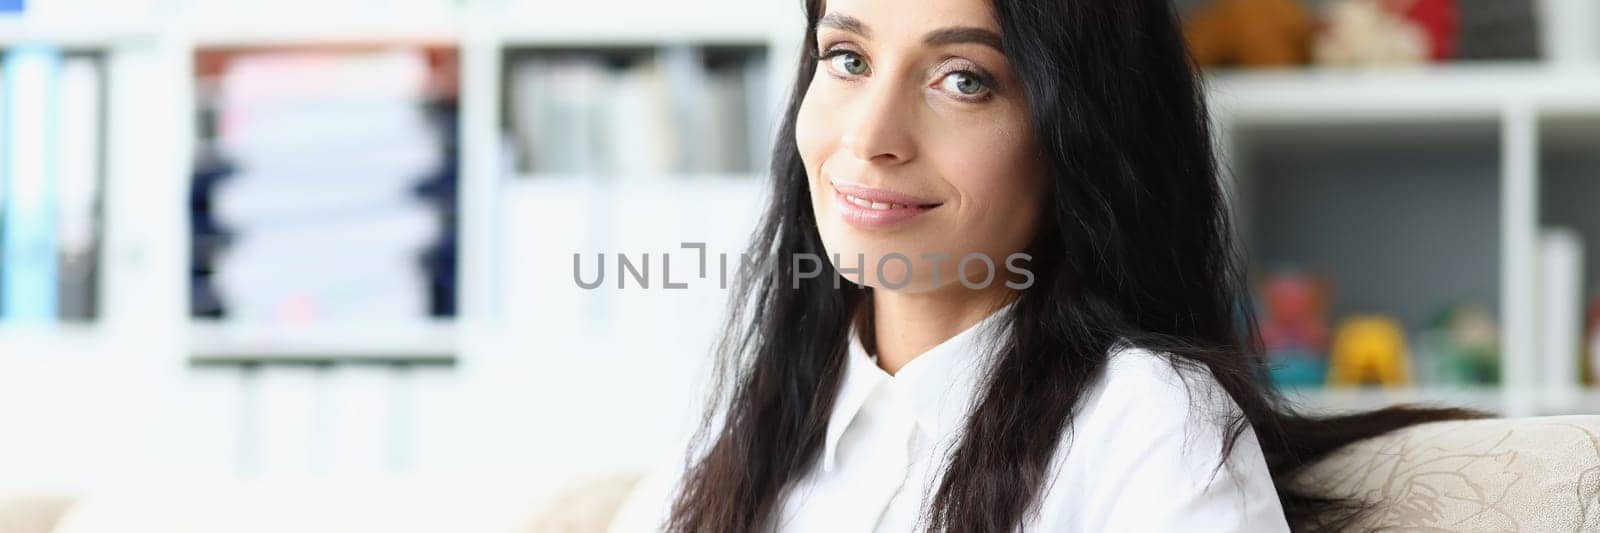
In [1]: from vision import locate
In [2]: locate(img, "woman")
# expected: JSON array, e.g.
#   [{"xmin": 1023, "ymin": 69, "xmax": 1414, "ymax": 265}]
[{"xmin": 611, "ymin": 0, "xmax": 1480, "ymax": 530}]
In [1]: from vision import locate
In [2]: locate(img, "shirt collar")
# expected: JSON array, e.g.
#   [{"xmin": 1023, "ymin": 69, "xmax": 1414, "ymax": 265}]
[{"xmin": 820, "ymin": 301, "xmax": 1015, "ymax": 473}]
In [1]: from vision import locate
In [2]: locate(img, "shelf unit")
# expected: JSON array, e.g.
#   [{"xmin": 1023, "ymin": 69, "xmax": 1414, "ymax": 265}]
[
  {"xmin": 0, "ymin": 1, "xmax": 794, "ymax": 482},
  {"xmin": 188, "ymin": 321, "xmax": 458, "ymax": 366},
  {"xmin": 1283, "ymin": 385, "xmax": 1505, "ymax": 415},
  {"xmin": 1211, "ymin": 64, "xmax": 1600, "ymax": 417},
  {"xmin": 0, "ymin": 0, "xmax": 798, "ymax": 349},
  {"xmin": 1208, "ymin": 63, "xmax": 1600, "ymax": 122},
  {"xmin": 500, "ymin": 43, "xmax": 772, "ymax": 178},
  {"xmin": 0, "ymin": 1, "xmax": 1593, "ymax": 396},
  {"xmin": 185, "ymin": 42, "xmax": 463, "ymax": 360},
  {"xmin": 1, "ymin": 0, "xmax": 1600, "ymax": 485}
]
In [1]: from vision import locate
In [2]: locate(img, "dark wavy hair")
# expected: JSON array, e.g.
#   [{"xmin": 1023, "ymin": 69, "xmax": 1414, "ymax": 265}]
[{"xmin": 667, "ymin": 0, "xmax": 1486, "ymax": 531}]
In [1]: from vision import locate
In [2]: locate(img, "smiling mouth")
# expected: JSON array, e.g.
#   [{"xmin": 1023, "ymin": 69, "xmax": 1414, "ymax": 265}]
[
  {"xmin": 828, "ymin": 179, "xmax": 944, "ymax": 209},
  {"xmin": 839, "ymin": 194, "xmax": 940, "ymax": 211},
  {"xmin": 830, "ymin": 182, "xmax": 943, "ymax": 230}
]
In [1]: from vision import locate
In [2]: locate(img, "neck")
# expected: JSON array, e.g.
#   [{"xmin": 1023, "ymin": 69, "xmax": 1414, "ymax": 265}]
[{"xmin": 868, "ymin": 283, "xmax": 1013, "ymax": 375}]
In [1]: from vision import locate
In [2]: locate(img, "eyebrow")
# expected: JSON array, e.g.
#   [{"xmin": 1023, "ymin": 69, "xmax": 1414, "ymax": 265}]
[{"xmin": 817, "ymin": 12, "xmax": 1005, "ymax": 53}]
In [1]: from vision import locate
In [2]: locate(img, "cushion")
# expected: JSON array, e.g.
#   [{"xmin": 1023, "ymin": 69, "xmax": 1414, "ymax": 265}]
[
  {"xmin": 0, "ymin": 491, "xmax": 75, "ymax": 533},
  {"xmin": 49, "ymin": 470, "xmax": 639, "ymax": 533},
  {"xmin": 1291, "ymin": 415, "xmax": 1600, "ymax": 531}
]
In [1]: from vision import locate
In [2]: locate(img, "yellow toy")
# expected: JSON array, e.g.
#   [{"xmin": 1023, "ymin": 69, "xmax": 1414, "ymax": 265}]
[{"xmin": 1327, "ymin": 316, "xmax": 1413, "ymax": 387}]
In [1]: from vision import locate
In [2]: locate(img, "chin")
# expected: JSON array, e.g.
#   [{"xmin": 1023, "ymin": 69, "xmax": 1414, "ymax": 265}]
[{"xmin": 822, "ymin": 243, "xmax": 936, "ymax": 289}]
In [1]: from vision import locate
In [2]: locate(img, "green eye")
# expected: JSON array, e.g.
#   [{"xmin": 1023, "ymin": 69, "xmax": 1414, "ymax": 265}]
[
  {"xmin": 943, "ymin": 72, "xmax": 985, "ymax": 96},
  {"xmin": 830, "ymin": 52, "xmax": 868, "ymax": 76}
]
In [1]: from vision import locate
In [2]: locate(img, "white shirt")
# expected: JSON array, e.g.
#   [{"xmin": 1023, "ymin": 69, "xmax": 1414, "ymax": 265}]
[{"xmin": 611, "ymin": 306, "xmax": 1291, "ymax": 532}]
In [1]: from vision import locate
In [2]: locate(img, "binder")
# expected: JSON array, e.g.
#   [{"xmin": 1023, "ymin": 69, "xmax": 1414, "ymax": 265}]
[
  {"xmin": 1, "ymin": 47, "xmax": 62, "ymax": 322},
  {"xmin": 1539, "ymin": 228, "xmax": 1584, "ymax": 398},
  {"xmin": 56, "ymin": 56, "xmax": 103, "ymax": 321}
]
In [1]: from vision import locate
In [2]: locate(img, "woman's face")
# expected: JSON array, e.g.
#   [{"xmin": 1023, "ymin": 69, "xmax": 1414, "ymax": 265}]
[{"xmin": 798, "ymin": 0, "xmax": 1045, "ymax": 295}]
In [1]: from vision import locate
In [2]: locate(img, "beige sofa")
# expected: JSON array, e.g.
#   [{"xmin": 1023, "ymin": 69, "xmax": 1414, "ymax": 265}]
[
  {"xmin": 1289, "ymin": 415, "xmax": 1600, "ymax": 531},
  {"xmin": 3, "ymin": 416, "xmax": 1598, "ymax": 532}
]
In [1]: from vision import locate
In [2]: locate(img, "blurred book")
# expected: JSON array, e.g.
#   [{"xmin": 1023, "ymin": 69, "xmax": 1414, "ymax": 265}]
[
  {"xmin": 1538, "ymin": 228, "xmax": 1583, "ymax": 398},
  {"xmin": 56, "ymin": 56, "xmax": 103, "ymax": 321},
  {"xmin": 0, "ymin": 49, "xmax": 107, "ymax": 323},
  {"xmin": 2, "ymin": 47, "xmax": 61, "ymax": 322},
  {"xmin": 506, "ymin": 45, "xmax": 768, "ymax": 177},
  {"xmin": 413, "ymin": 87, "xmax": 458, "ymax": 318},
  {"xmin": 0, "ymin": 53, "xmax": 6, "ymax": 312},
  {"xmin": 1539, "ymin": 0, "xmax": 1600, "ymax": 66},
  {"xmin": 1456, "ymin": 0, "xmax": 1541, "ymax": 61},
  {"xmin": 195, "ymin": 48, "xmax": 454, "ymax": 324},
  {"xmin": 192, "ymin": 78, "xmax": 236, "ymax": 319},
  {"xmin": 741, "ymin": 50, "xmax": 771, "ymax": 174}
]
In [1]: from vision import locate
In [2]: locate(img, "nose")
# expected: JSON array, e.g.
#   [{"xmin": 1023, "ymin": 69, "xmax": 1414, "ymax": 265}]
[{"xmin": 840, "ymin": 79, "xmax": 917, "ymax": 165}]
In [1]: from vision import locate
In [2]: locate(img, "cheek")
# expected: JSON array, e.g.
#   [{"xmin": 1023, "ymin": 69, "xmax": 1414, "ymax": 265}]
[
  {"xmin": 938, "ymin": 121, "xmax": 1042, "ymax": 241},
  {"xmin": 794, "ymin": 82, "xmax": 838, "ymax": 178}
]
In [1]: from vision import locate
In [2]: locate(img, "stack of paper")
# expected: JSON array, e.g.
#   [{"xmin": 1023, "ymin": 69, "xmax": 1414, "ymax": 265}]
[{"xmin": 206, "ymin": 50, "xmax": 443, "ymax": 324}]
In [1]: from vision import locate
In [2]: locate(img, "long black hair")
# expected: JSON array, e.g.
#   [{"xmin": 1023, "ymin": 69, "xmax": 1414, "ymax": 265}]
[{"xmin": 668, "ymin": 0, "xmax": 1484, "ymax": 531}]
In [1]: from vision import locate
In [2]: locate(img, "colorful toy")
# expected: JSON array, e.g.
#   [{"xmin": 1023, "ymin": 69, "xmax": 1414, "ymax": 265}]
[
  {"xmin": 1327, "ymin": 316, "xmax": 1412, "ymax": 387},
  {"xmin": 1182, "ymin": 0, "xmax": 1315, "ymax": 68},
  {"xmin": 1400, "ymin": 0, "xmax": 1459, "ymax": 61},
  {"xmin": 1418, "ymin": 303, "xmax": 1499, "ymax": 385},
  {"xmin": 1259, "ymin": 271, "xmax": 1331, "ymax": 386},
  {"xmin": 1313, "ymin": 0, "xmax": 1431, "ymax": 66}
]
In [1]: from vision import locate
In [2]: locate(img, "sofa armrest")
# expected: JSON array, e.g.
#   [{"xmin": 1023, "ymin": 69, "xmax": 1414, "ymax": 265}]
[
  {"xmin": 525, "ymin": 473, "xmax": 644, "ymax": 532},
  {"xmin": 1290, "ymin": 415, "xmax": 1600, "ymax": 531},
  {"xmin": 0, "ymin": 492, "xmax": 75, "ymax": 533}
]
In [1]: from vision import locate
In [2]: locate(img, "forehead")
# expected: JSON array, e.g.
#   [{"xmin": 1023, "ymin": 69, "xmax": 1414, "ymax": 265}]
[{"xmin": 819, "ymin": 0, "xmax": 1000, "ymax": 35}]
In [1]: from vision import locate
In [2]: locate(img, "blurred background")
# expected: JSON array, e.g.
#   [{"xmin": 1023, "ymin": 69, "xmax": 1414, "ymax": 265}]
[{"xmin": 0, "ymin": 0, "xmax": 1597, "ymax": 525}]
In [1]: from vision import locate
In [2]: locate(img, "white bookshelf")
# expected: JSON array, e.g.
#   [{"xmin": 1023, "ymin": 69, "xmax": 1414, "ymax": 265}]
[
  {"xmin": 1210, "ymin": 65, "xmax": 1600, "ymax": 417},
  {"xmin": 1283, "ymin": 385, "xmax": 1504, "ymax": 414},
  {"xmin": 0, "ymin": 0, "xmax": 1592, "ymax": 393},
  {"xmin": 188, "ymin": 321, "xmax": 458, "ymax": 365},
  {"xmin": 0, "ymin": 22, "xmax": 160, "ymax": 47},
  {"xmin": 183, "ymin": 25, "xmax": 462, "ymax": 49},
  {"xmin": 0, "ymin": 323, "xmax": 134, "ymax": 359},
  {"xmin": 2, "ymin": 0, "xmax": 1600, "ymax": 486},
  {"xmin": 0, "ymin": 4, "xmax": 1589, "ymax": 361},
  {"xmin": 1208, "ymin": 63, "xmax": 1600, "ymax": 123}
]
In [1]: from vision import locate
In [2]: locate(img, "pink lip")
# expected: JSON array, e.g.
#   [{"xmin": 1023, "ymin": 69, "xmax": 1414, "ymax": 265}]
[
  {"xmin": 830, "ymin": 180, "xmax": 941, "ymax": 206},
  {"xmin": 830, "ymin": 180, "xmax": 943, "ymax": 230}
]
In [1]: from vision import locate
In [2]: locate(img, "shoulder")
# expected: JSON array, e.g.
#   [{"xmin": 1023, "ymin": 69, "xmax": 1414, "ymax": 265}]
[
  {"xmin": 1071, "ymin": 343, "xmax": 1250, "ymax": 463},
  {"xmin": 1032, "ymin": 343, "xmax": 1289, "ymax": 531},
  {"xmin": 1090, "ymin": 343, "xmax": 1241, "ymax": 422}
]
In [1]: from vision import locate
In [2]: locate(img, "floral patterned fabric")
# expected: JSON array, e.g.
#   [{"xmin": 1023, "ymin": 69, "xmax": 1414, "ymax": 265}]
[{"xmin": 1290, "ymin": 415, "xmax": 1600, "ymax": 532}]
